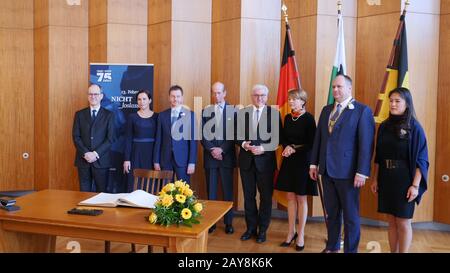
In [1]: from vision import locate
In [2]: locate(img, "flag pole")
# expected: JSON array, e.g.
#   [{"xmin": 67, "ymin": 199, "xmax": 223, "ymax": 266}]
[
  {"xmin": 374, "ymin": 0, "xmax": 409, "ymax": 121},
  {"xmin": 282, "ymin": 3, "xmax": 301, "ymax": 89}
]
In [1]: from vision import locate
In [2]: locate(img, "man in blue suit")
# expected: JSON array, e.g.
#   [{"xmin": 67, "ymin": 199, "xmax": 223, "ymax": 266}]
[
  {"xmin": 201, "ymin": 82, "xmax": 236, "ymax": 234},
  {"xmin": 309, "ymin": 74, "xmax": 375, "ymax": 253},
  {"xmin": 154, "ymin": 85, "xmax": 198, "ymax": 183}
]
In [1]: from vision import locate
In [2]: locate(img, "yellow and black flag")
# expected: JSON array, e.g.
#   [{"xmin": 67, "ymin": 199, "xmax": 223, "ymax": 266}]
[{"xmin": 374, "ymin": 10, "xmax": 409, "ymax": 123}]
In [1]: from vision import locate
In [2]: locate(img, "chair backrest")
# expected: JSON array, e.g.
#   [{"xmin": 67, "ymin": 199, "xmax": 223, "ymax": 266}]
[{"xmin": 132, "ymin": 169, "xmax": 174, "ymax": 194}]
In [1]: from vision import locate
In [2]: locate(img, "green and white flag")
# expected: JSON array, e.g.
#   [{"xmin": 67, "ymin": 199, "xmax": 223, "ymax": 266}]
[{"xmin": 327, "ymin": 13, "xmax": 347, "ymax": 105}]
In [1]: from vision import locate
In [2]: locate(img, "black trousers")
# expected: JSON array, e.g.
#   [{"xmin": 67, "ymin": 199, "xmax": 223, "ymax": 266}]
[
  {"xmin": 77, "ymin": 166, "xmax": 109, "ymax": 192},
  {"xmin": 205, "ymin": 167, "xmax": 234, "ymax": 225},
  {"xmin": 239, "ymin": 161, "xmax": 274, "ymax": 233}
]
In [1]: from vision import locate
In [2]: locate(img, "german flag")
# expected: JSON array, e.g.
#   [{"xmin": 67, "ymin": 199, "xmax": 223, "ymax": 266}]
[
  {"xmin": 273, "ymin": 22, "xmax": 301, "ymax": 208},
  {"xmin": 276, "ymin": 24, "xmax": 301, "ymax": 120},
  {"xmin": 374, "ymin": 11, "xmax": 409, "ymax": 123}
]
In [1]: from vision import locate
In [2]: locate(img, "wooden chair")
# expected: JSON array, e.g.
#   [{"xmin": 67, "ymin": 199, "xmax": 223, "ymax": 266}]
[{"xmin": 105, "ymin": 169, "xmax": 174, "ymax": 253}]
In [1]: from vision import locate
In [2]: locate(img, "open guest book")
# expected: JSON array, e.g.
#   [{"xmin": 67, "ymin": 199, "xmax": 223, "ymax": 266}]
[{"xmin": 78, "ymin": 190, "xmax": 158, "ymax": 209}]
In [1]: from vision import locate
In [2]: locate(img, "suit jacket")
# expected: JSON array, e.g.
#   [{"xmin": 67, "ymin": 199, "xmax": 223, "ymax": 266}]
[
  {"xmin": 72, "ymin": 107, "xmax": 115, "ymax": 168},
  {"xmin": 201, "ymin": 103, "xmax": 236, "ymax": 169},
  {"xmin": 154, "ymin": 107, "xmax": 198, "ymax": 169},
  {"xmin": 236, "ymin": 105, "xmax": 282, "ymax": 172},
  {"xmin": 310, "ymin": 100, "xmax": 375, "ymax": 179}
]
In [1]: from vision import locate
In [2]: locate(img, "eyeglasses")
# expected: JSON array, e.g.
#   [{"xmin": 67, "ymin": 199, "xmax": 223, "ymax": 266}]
[
  {"xmin": 252, "ymin": 94, "xmax": 267, "ymax": 98},
  {"xmin": 88, "ymin": 93, "xmax": 102, "ymax": 97}
]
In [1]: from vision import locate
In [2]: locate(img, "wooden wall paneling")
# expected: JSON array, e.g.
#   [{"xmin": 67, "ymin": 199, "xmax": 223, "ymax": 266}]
[
  {"xmin": 34, "ymin": 0, "xmax": 89, "ymax": 191},
  {"xmin": 357, "ymin": 0, "xmax": 440, "ymax": 222},
  {"xmin": 0, "ymin": 29, "xmax": 34, "ymax": 191},
  {"xmin": 148, "ymin": 22, "xmax": 172, "ymax": 112},
  {"xmin": 406, "ymin": 11, "xmax": 439, "ymax": 222},
  {"xmin": 280, "ymin": 0, "xmax": 318, "ymax": 215},
  {"xmin": 357, "ymin": 0, "xmax": 400, "ymax": 17},
  {"xmin": 356, "ymin": 13, "xmax": 399, "ymax": 221},
  {"xmin": 443, "ymin": 0, "xmax": 450, "ymax": 14},
  {"xmin": 88, "ymin": 24, "xmax": 107, "ymax": 63},
  {"xmin": 107, "ymin": 24, "xmax": 148, "ymax": 63},
  {"xmin": 212, "ymin": 0, "xmax": 241, "ymax": 23},
  {"xmin": 240, "ymin": 18, "xmax": 281, "ymax": 106},
  {"xmin": 309, "ymin": 0, "xmax": 357, "ymax": 217},
  {"xmin": 0, "ymin": 0, "xmax": 34, "ymax": 29},
  {"xmin": 89, "ymin": 0, "xmax": 148, "ymax": 63},
  {"xmin": 148, "ymin": 0, "xmax": 172, "ymax": 25},
  {"xmin": 211, "ymin": 0, "xmax": 242, "ymax": 211},
  {"xmin": 149, "ymin": 0, "xmax": 211, "ymax": 198},
  {"xmin": 434, "ymin": 6, "xmax": 450, "ymax": 224},
  {"xmin": 34, "ymin": 27, "xmax": 49, "ymax": 191},
  {"xmin": 211, "ymin": 19, "xmax": 241, "ymax": 105},
  {"xmin": 0, "ymin": 0, "xmax": 34, "ymax": 191},
  {"xmin": 171, "ymin": 2, "xmax": 211, "ymax": 200},
  {"xmin": 48, "ymin": 26, "xmax": 88, "ymax": 190}
]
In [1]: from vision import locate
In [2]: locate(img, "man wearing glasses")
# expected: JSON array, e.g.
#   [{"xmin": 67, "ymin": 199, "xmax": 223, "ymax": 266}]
[
  {"xmin": 72, "ymin": 83, "xmax": 115, "ymax": 192},
  {"xmin": 236, "ymin": 84, "xmax": 282, "ymax": 244}
]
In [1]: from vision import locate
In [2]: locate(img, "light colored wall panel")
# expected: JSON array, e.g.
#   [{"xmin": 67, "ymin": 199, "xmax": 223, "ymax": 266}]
[
  {"xmin": 107, "ymin": 24, "xmax": 148, "ymax": 63},
  {"xmin": 240, "ymin": 18, "xmax": 281, "ymax": 106},
  {"xmin": 107, "ymin": 0, "xmax": 148, "ymax": 24},
  {"xmin": 358, "ymin": 0, "xmax": 400, "ymax": 17}
]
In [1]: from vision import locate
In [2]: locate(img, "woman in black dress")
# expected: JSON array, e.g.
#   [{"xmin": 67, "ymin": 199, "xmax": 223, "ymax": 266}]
[
  {"xmin": 123, "ymin": 90, "xmax": 158, "ymax": 192},
  {"xmin": 371, "ymin": 87, "xmax": 429, "ymax": 253},
  {"xmin": 276, "ymin": 90, "xmax": 317, "ymax": 251}
]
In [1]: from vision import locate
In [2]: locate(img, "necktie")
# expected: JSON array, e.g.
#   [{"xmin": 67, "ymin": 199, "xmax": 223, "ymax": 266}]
[
  {"xmin": 328, "ymin": 104, "xmax": 341, "ymax": 133},
  {"xmin": 92, "ymin": 109, "xmax": 97, "ymax": 121},
  {"xmin": 171, "ymin": 111, "xmax": 178, "ymax": 125},
  {"xmin": 215, "ymin": 104, "xmax": 223, "ymax": 122},
  {"xmin": 253, "ymin": 109, "xmax": 260, "ymax": 133}
]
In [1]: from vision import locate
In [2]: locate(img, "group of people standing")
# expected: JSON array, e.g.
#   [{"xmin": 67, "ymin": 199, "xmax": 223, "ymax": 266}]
[{"xmin": 72, "ymin": 74, "xmax": 428, "ymax": 253}]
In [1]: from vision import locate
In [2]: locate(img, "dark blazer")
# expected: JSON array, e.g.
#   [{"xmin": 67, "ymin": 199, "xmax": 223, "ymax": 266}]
[
  {"xmin": 310, "ymin": 100, "xmax": 375, "ymax": 179},
  {"xmin": 236, "ymin": 105, "xmax": 282, "ymax": 172},
  {"xmin": 154, "ymin": 107, "xmax": 198, "ymax": 169},
  {"xmin": 201, "ymin": 103, "xmax": 236, "ymax": 169},
  {"xmin": 72, "ymin": 107, "xmax": 115, "ymax": 168}
]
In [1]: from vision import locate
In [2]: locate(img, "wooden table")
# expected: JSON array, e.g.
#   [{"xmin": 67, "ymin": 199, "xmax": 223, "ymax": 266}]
[{"xmin": 0, "ymin": 189, "xmax": 232, "ymax": 253}]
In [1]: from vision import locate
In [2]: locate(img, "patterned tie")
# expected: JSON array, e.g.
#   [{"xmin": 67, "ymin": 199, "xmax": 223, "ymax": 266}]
[{"xmin": 328, "ymin": 104, "xmax": 341, "ymax": 133}]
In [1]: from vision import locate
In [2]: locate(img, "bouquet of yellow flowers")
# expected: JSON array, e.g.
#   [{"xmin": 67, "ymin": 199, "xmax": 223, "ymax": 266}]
[{"xmin": 148, "ymin": 180, "xmax": 203, "ymax": 227}]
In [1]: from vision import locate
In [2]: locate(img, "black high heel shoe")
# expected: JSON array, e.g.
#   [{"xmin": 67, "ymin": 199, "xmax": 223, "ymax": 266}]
[
  {"xmin": 295, "ymin": 244, "xmax": 305, "ymax": 251},
  {"xmin": 279, "ymin": 233, "xmax": 298, "ymax": 247}
]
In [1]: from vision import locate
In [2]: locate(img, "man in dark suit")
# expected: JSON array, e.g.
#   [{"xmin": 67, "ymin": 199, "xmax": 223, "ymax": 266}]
[
  {"xmin": 154, "ymin": 85, "xmax": 197, "ymax": 183},
  {"xmin": 72, "ymin": 83, "xmax": 115, "ymax": 192},
  {"xmin": 236, "ymin": 84, "xmax": 282, "ymax": 244},
  {"xmin": 309, "ymin": 74, "xmax": 375, "ymax": 253},
  {"xmin": 201, "ymin": 82, "xmax": 236, "ymax": 235}
]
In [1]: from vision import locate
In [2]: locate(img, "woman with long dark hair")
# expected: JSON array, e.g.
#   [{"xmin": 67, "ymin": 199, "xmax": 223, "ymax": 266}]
[
  {"xmin": 123, "ymin": 90, "xmax": 158, "ymax": 192},
  {"xmin": 370, "ymin": 87, "xmax": 429, "ymax": 253}
]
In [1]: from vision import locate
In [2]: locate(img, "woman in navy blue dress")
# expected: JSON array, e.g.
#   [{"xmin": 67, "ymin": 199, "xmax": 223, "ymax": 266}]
[
  {"xmin": 371, "ymin": 87, "xmax": 428, "ymax": 253},
  {"xmin": 123, "ymin": 90, "xmax": 158, "ymax": 192}
]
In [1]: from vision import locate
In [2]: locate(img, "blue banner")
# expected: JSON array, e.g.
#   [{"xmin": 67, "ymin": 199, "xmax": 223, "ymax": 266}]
[{"xmin": 90, "ymin": 63, "xmax": 154, "ymax": 193}]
